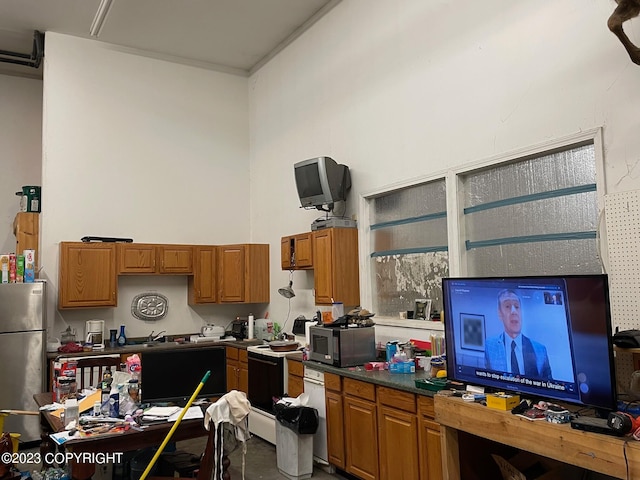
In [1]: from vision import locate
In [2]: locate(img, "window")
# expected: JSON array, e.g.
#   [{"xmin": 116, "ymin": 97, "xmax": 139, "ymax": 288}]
[
  {"xmin": 460, "ymin": 141, "xmax": 602, "ymax": 276},
  {"xmin": 369, "ymin": 179, "xmax": 449, "ymax": 317},
  {"xmin": 364, "ymin": 129, "xmax": 604, "ymax": 322}
]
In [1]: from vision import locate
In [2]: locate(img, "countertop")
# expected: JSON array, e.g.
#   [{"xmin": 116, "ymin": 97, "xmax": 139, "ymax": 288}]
[
  {"xmin": 302, "ymin": 359, "xmax": 437, "ymax": 397},
  {"xmin": 47, "ymin": 338, "xmax": 264, "ymax": 359}
]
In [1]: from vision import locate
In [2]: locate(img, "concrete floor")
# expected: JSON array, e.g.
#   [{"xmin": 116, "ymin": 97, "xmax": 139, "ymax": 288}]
[
  {"xmin": 179, "ymin": 435, "xmax": 351, "ymax": 480},
  {"xmin": 15, "ymin": 435, "xmax": 351, "ymax": 480}
]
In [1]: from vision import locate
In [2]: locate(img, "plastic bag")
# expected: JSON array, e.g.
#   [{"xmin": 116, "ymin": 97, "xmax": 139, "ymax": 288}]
[{"xmin": 274, "ymin": 405, "xmax": 319, "ymax": 434}]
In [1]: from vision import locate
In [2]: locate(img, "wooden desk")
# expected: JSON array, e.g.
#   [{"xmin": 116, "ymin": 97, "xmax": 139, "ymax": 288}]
[
  {"xmin": 435, "ymin": 395, "xmax": 640, "ymax": 479},
  {"xmin": 34, "ymin": 393, "xmax": 207, "ymax": 479}
]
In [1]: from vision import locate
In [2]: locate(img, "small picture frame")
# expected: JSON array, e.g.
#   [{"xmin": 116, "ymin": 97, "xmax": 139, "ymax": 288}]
[
  {"xmin": 460, "ymin": 313, "xmax": 485, "ymax": 351},
  {"xmin": 414, "ymin": 299, "xmax": 431, "ymax": 320}
]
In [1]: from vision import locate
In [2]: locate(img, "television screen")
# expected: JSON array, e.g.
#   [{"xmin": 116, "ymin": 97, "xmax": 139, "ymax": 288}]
[
  {"xmin": 141, "ymin": 346, "xmax": 226, "ymax": 404},
  {"xmin": 294, "ymin": 156, "xmax": 351, "ymax": 210},
  {"xmin": 442, "ymin": 275, "xmax": 616, "ymax": 411}
]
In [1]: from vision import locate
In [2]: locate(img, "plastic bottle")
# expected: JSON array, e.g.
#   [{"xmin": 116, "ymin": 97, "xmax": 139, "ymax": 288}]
[
  {"xmin": 248, "ymin": 313, "xmax": 254, "ymax": 340},
  {"xmin": 117, "ymin": 325, "xmax": 127, "ymax": 346}
]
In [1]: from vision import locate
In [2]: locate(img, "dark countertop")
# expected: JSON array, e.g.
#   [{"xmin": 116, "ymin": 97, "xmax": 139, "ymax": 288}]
[
  {"xmin": 47, "ymin": 338, "xmax": 263, "ymax": 360},
  {"xmin": 302, "ymin": 359, "xmax": 437, "ymax": 397}
]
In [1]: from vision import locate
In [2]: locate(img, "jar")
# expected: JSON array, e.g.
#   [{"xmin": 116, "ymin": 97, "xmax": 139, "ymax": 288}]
[
  {"xmin": 430, "ymin": 357, "xmax": 446, "ymax": 378},
  {"xmin": 60, "ymin": 326, "xmax": 76, "ymax": 344}
]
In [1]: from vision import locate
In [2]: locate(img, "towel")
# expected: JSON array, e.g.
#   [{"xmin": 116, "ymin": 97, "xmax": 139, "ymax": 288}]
[{"xmin": 204, "ymin": 390, "xmax": 251, "ymax": 480}]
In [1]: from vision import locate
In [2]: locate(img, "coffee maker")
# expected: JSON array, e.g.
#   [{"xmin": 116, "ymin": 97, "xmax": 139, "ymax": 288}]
[{"xmin": 85, "ymin": 320, "xmax": 105, "ymax": 349}]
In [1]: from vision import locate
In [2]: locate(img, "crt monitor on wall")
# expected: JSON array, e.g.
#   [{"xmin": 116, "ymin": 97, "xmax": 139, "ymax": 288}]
[
  {"xmin": 294, "ymin": 156, "xmax": 351, "ymax": 210},
  {"xmin": 141, "ymin": 346, "xmax": 226, "ymax": 405},
  {"xmin": 442, "ymin": 275, "xmax": 617, "ymax": 412}
]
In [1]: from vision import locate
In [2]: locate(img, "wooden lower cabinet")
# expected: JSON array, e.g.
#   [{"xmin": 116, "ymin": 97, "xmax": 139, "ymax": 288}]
[
  {"xmin": 287, "ymin": 358, "xmax": 304, "ymax": 398},
  {"xmin": 343, "ymin": 378, "xmax": 378, "ymax": 480},
  {"xmin": 418, "ymin": 396, "xmax": 443, "ymax": 480},
  {"xmin": 377, "ymin": 387, "xmax": 420, "ymax": 480},
  {"xmin": 344, "ymin": 395, "xmax": 378, "ymax": 480},
  {"xmin": 325, "ymin": 373, "xmax": 345, "ymax": 469},
  {"xmin": 225, "ymin": 346, "xmax": 248, "ymax": 395},
  {"xmin": 324, "ymin": 375, "xmax": 443, "ymax": 480}
]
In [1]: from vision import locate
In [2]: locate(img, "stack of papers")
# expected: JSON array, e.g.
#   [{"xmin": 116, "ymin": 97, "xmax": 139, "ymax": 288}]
[{"xmin": 142, "ymin": 406, "xmax": 203, "ymax": 422}]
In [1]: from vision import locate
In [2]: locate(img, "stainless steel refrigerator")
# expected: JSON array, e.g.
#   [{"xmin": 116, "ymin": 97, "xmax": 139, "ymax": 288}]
[{"xmin": 0, "ymin": 281, "xmax": 46, "ymax": 444}]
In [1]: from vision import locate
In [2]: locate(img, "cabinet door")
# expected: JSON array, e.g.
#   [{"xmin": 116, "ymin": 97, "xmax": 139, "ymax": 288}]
[
  {"xmin": 313, "ymin": 229, "xmax": 334, "ymax": 304},
  {"xmin": 288, "ymin": 374, "xmax": 304, "ymax": 398},
  {"xmin": 59, "ymin": 242, "xmax": 117, "ymax": 308},
  {"xmin": 378, "ymin": 405, "xmax": 420, "ymax": 480},
  {"xmin": 281, "ymin": 237, "xmax": 293, "ymax": 269},
  {"xmin": 158, "ymin": 245, "xmax": 193, "ymax": 274},
  {"xmin": 293, "ymin": 233, "xmax": 313, "ymax": 268},
  {"xmin": 313, "ymin": 228, "xmax": 360, "ymax": 306},
  {"xmin": 226, "ymin": 360, "xmax": 238, "ymax": 392},
  {"xmin": 344, "ymin": 395, "xmax": 379, "ymax": 480},
  {"xmin": 238, "ymin": 349, "xmax": 249, "ymax": 395},
  {"xmin": 325, "ymin": 390, "xmax": 345, "ymax": 469},
  {"xmin": 218, "ymin": 245, "xmax": 246, "ymax": 302},
  {"xmin": 419, "ymin": 417, "xmax": 443, "ymax": 480},
  {"xmin": 189, "ymin": 246, "xmax": 217, "ymax": 304},
  {"xmin": 117, "ymin": 243, "xmax": 156, "ymax": 274}
]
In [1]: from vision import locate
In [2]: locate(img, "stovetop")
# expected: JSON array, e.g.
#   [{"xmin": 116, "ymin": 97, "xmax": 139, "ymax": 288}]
[{"xmin": 246, "ymin": 344, "xmax": 301, "ymax": 357}]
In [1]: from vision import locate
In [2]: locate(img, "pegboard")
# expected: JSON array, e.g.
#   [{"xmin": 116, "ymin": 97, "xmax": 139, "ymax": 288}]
[
  {"xmin": 604, "ymin": 190, "xmax": 640, "ymax": 332},
  {"xmin": 604, "ymin": 190, "xmax": 640, "ymax": 394}
]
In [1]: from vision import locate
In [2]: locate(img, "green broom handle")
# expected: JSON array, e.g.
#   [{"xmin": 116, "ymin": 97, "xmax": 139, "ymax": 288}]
[{"xmin": 139, "ymin": 370, "xmax": 211, "ymax": 480}]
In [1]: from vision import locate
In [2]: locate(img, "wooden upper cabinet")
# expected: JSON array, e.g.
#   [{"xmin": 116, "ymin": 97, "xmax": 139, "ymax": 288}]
[
  {"xmin": 117, "ymin": 243, "xmax": 156, "ymax": 273},
  {"xmin": 59, "ymin": 242, "xmax": 117, "ymax": 309},
  {"xmin": 281, "ymin": 233, "xmax": 313, "ymax": 270},
  {"xmin": 218, "ymin": 244, "xmax": 269, "ymax": 303},
  {"xmin": 117, "ymin": 243, "xmax": 193, "ymax": 274},
  {"xmin": 158, "ymin": 245, "xmax": 193, "ymax": 274},
  {"xmin": 313, "ymin": 228, "xmax": 360, "ymax": 306},
  {"xmin": 188, "ymin": 246, "xmax": 217, "ymax": 304}
]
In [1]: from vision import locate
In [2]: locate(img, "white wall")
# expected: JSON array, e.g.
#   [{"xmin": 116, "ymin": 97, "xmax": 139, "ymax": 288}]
[
  {"xmin": 41, "ymin": 33, "xmax": 253, "ymax": 340},
  {"xmin": 0, "ymin": 74, "xmax": 42, "ymax": 254},
  {"xmin": 248, "ymin": 0, "xmax": 640, "ymax": 343}
]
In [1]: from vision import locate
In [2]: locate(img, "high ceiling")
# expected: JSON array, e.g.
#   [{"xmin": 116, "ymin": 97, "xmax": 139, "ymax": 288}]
[{"xmin": 0, "ymin": 0, "xmax": 339, "ymax": 79}]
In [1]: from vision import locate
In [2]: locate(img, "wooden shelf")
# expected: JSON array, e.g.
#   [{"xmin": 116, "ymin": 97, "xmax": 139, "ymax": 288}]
[{"xmin": 435, "ymin": 395, "xmax": 640, "ymax": 479}]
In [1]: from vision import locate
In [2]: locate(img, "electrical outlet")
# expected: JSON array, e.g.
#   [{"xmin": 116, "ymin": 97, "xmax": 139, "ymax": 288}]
[{"xmin": 351, "ymin": 213, "xmax": 357, "ymax": 221}]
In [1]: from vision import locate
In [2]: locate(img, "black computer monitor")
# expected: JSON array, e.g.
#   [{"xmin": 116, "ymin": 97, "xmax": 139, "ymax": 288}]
[{"xmin": 141, "ymin": 346, "xmax": 226, "ymax": 404}]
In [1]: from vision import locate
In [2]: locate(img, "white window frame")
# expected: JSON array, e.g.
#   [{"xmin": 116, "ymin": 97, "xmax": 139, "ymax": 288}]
[{"xmin": 359, "ymin": 127, "xmax": 605, "ymax": 329}]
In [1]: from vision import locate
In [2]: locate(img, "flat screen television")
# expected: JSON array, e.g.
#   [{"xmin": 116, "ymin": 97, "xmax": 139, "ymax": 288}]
[
  {"xmin": 442, "ymin": 275, "xmax": 617, "ymax": 412},
  {"xmin": 141, "ymin": 346, "xmax": 226, "ymax": 405},
  {"xmin": 294, "ymin": 156, "xmax": 351, "ymax": 210}
]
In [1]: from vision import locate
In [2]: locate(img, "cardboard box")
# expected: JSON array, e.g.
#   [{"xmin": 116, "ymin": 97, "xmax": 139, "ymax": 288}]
[
  {"xmin": 23, "ymin": 249, "xmax": 35, "ymax": 282},
  {"xmin": 492, "ymin": 452, "xmax": 584, "ymax": 480},
  {"xmin": 0, "ymin": 254, "xmax": 9, "ymax": 283},
  {"xmin": 486, "ymin": 393, "xmax": 520, "ymax": 411}
]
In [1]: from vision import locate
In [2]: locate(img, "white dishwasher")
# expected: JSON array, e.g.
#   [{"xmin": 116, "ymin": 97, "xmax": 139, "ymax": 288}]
[{"xmin": 303, "ymin": 366, "xmax": 330, "ymax": 466}]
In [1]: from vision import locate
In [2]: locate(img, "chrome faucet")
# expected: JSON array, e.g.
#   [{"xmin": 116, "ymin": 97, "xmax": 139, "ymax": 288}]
[{"xmin": 147, "ymin": 330, "xmax": 166, "ymax": 342}]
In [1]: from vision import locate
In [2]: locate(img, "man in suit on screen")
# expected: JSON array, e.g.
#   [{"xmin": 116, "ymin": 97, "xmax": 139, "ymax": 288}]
[{"xmin": 484, "ymin": 289, "xmax": 552, "ymax": 380}]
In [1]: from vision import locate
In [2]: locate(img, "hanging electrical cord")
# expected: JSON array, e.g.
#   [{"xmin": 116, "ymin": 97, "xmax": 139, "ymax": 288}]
[{"xmin": 277, "ymin": 270, "xmax": 295, "ymax": 336}]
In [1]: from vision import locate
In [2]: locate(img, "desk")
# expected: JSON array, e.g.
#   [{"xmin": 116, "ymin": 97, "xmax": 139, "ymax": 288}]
[
  {"xmin": 34, "ymin": 393, "xmax": 207, "ymax": 480},
  {"xmin": 435, "ymin": 395, "xmax": 640, "ymax": 479}
]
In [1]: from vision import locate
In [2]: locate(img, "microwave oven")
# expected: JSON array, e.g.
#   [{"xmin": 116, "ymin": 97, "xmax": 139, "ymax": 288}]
[{"xmin": 308, "ymin": 325, "xmax": 376, "ymax": 367}]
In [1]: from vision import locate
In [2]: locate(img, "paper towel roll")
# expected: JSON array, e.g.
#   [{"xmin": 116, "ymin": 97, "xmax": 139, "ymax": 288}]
[{"xmin": 248, "ymin": 314, "xmax": 254, "ymax": 340}]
